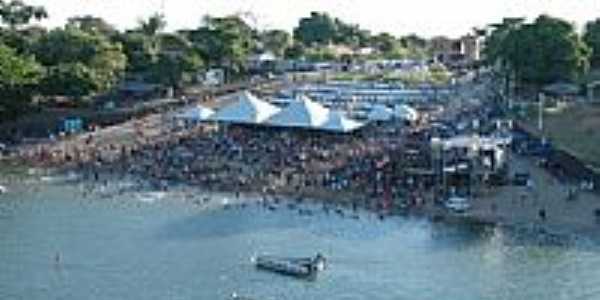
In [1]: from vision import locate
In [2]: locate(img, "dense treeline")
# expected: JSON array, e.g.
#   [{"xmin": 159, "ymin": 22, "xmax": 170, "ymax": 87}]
[
  {"xmin": 293, "ymin": 12, "xmax": 428, "ymax": 60},
  {"xmin": 4, "ymin": 0, "xmax": 600, "ymax": 121},
  {"xmin": 0, "ymin": 2, "xmax": 432, "ymax": 122},
  {"xmin": 484, "ymin": 15, "xmax": 598, "ymax": 91}
]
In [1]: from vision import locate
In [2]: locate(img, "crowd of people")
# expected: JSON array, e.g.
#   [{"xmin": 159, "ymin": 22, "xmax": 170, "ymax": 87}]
[
  {"xmin": 110, "ymin": 122, "xmax": 436, "ymax": 212},
  {"xmin": 13, "ymin": 106, "xmax": 444, "ymax": 215}
]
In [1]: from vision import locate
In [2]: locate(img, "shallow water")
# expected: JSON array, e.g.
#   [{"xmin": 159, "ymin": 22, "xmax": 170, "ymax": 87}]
[{"xmin": 1, "ymin": 178, "xmax": 600, "ymax": 300}]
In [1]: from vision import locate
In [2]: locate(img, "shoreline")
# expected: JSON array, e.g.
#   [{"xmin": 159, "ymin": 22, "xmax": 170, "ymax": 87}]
[{"xmin": 2, "ymin": 163, "xmax": 594, "ymax": 246}]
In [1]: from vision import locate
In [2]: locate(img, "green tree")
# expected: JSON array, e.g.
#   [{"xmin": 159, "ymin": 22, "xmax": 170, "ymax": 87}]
[
  {"xmin": 483, "ymin": 18, "xmax": 524, "ymax": 64},
  {"xmin": 401, "ymin": 34, "xmax": 428, "ymax": 49},
  {"xmin": 40, "ymin": 63, "xmax": 96, "ymax": 98},
  {"xmin": 0, "ymin": 0, "xmax": 47, "ymax": 29},
  {"xmin": 138, "ymin": 13, "xmax": 166, "ymax": 36},
  {"xmin": 129, "ymin": 13, "xmax": 204, "ymax": 87},
  {"xmin": 293, "ymin": 12, "xmax": 337, "ymax": 46},
  {"xmin": 67, "ymin": 15, "xmax": 118, "ymax": 38},
  {"xmin": 583, "ymin": 19, "xmax": 600, "ymax": 68},
  {"xmin": 482, "ymin": 18, "xmax": 524, "ymax": 97},
  {"xmin": 34, "ymin": 28, "xmax": 127, "ymax": 97},
  {"xmin": 284, "ymin": 42, "xmax": 305, "ymax": 59},
  {"xmin": 370, "ymin": 33, "xmax": 397, "ymax": 53},
  {"xmin": 370, "ymin": 33, "xmax": 410, "ymax": 59},
  {"xmin": 159, "ymin": 32, "xmax": 190, "ymax": 51},
  {"xmin": 0, "ymin": 0, "xmax": 47, "ymax": 56},
  {"xmin": 119, "ymin": 31, "xmax": 159, "ymax": 74},
  {"xmin": 519, "ymin": 16, "xmax": 588, "ymax": 85},
  {"xmin": 180, "ymin": 49, "xmax": 204, "ymax": 78},
  {"xmin": 118, "ymin": 12, "xmax": 167, "ymax": 75},
  {"xmin": 333, "ymin": 20, "xmax": 370, "ymax": 47},
  {"xmin": 0, "ymin": 43, "xmax": 41, "ymax": 121},
  {"xmin": 147, "ymin": 49, "xmax": 204, "ymax": 87},
  {"xmin": 146, "ymin": 54, "xmax": 181, "ymax": 87},
  {"xmin": 260, "ymin": 29, "xmax": 291, "ymax": 57},
  {"xmin": 0, "ymin": 43, "xmax": 39, "ymax": 86},
  {"xmin": 0, "ymin": 24, "xmax": 45, "ymax": 54},
  {"xmin": 186, "ymin": 15, "xmax": 254, "ymax": 80},
  {"xmin": 400, "ymin": 34, "xmax": 429, "ymax": 60},
  {"xmin": 485, "ymin": 15, "xmax": 589, "ymax": 88}
]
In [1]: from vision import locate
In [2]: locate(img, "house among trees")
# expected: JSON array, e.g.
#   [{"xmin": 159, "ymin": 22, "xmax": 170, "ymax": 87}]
[{"xmin": 430, "ymin": 34, "xmax": 483, "ymax": 67}]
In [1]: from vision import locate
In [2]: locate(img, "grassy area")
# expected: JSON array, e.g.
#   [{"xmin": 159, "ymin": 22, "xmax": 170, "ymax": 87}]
[
  {"xmin": 329, "ymin": 72, "xmax": 381, "ymax": 82},
  {"xmin": 521, "ymin": 102, "xmax": 600, "ymax": 170},
  {"xmin": 329, "ymin": 69, "xmax": 451, "ymax": 85}
]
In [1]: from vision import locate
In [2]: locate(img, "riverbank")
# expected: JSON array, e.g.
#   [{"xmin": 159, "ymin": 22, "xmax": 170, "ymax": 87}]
[
  {"xmin": 6, "ymin": 139, "xmax": 600, "ymax": 245},
  {"xmin": 5, "ymin": 149, "xmax": 598, "ymax": 247}
]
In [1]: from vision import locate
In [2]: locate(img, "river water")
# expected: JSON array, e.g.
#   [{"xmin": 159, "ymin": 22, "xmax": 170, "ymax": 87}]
[{"xmin": 1, "ymin": 176, "xmax": 600, "ymax": 300}]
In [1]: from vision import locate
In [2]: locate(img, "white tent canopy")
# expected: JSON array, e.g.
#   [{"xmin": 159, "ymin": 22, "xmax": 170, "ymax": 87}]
[
  {"xmin": 210, "ymin": 91, "xmax": 280, "ymax": 124},
  {"xmin": 268, "ymin": 94, "xmax": 330, "ymax": 128},
  {"xmin": 320, "ymin": 111, "xmax": 364, "ymax": 133},
  {"xmin": 367, "ymin": 104, "xmax": 394, "ymax": 121},
  {"xmin": 175, "ymin": 105, "xmax": 215, "ymax": 121},
  {"xmin": 394, "ymin": 104, "xmax": 419, "ymax": 122}
]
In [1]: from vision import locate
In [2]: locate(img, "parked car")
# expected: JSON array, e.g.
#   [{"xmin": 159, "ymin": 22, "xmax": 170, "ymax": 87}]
[{"xmin": 513, "ymin": 172, "xmax": 530, "ymax": 186}]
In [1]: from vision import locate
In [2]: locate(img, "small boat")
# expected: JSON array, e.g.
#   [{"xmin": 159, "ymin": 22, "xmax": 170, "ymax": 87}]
[
  {"xmin": 255, "ymin": 254, "xmax": 326, "ymax": 279},
  {"xmin": 0, "ymin": 185, "xmax": 6, "ymax": 194}
]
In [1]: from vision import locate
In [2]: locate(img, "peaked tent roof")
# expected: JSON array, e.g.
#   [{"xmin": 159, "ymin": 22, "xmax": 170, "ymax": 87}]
[
  {"xmin": 367, "ymin": 104, "xmax": 394, "ymax": 121},
  {"xmin": 267, "ymin": 94, "xmax": 330, "ymax": 128},
  {"xmin": 176, "ymin": 105, "xmax": 215, "ymax": 121},
  {"xmin": 320, "ymin": 111, "xmax": 364, "ymax": 133},
  {"xmin": 210, "ymin": 91, "xmax": 280, "ymax": 124}
]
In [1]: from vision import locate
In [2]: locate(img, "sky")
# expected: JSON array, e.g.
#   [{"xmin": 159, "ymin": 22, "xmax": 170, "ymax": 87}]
[{"xmin": 27, "ymin": 0, "xmax": 600, "ymax": 38}]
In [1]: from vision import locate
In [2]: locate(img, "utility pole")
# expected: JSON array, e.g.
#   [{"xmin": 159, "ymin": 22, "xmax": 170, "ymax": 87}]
[{"xmin": 538, "ymin": 92, "xmax": 545, "ymax": 132}]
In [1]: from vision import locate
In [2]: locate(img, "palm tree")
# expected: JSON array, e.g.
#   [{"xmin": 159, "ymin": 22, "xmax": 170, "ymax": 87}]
[{"xmin": 138, "ymin": 13, "xmax": 166, "ymax": 36}]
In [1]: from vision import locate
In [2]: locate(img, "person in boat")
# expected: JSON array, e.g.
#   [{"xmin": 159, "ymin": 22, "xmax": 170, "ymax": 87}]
[{"xmin": 312, "ymin": 253, "xmax": 326, "ymax": 271}]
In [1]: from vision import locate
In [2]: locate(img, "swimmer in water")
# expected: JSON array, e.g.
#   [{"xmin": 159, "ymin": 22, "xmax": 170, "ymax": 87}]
[{"xmin": 54, "ymin": 252, "xmax": 61, "ymax": 266}]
